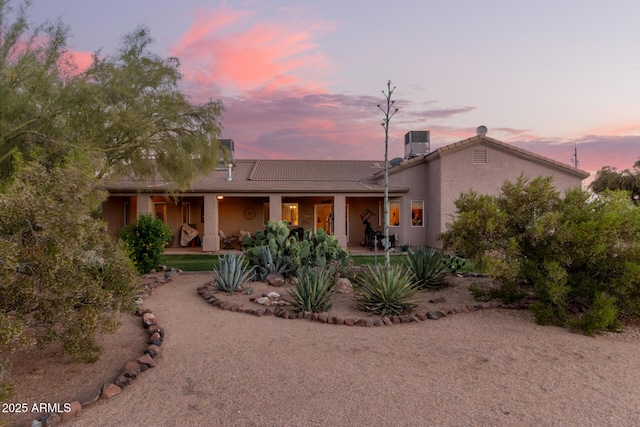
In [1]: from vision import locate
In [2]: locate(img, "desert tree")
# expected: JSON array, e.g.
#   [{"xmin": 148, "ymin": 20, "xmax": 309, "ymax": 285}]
[{"xmin": 590, "ymin": 159, "xmax": 640, "ymax": 204}]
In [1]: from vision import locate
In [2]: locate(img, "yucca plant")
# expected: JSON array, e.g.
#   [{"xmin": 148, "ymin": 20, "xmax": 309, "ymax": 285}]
[
  {"xmin": 289, "ymin": 267, "xmax": 335, "ymax": 312},
  {"xmin": 354, "ymin": 265, "xmax": 418, "ymax": 316},
  {"xmin": 403, "ymin": 246, "xmax": 449, "ymax": 289},
  {"xmin": 213, "ymin": 252, "xmax": 255, "ymax": 293}
]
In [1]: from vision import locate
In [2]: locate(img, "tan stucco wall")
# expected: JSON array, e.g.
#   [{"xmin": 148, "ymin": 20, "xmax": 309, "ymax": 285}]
[
  {"xmin": 434, "ymin": 142, "xmax": 585, "ymax": 247},
  {"xmin": 387, "ymin": 162, "xmax": 429, "ymax": 248}
]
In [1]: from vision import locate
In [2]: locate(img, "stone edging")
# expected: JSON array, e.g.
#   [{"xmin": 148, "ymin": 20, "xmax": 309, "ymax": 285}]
[
  {"xmin": 197, "ymin": 282, "xmax": 528, "ymax": 327},
  {"xmin": 21, "ymin": 270, "xmax": 179, "ymax": 427}
]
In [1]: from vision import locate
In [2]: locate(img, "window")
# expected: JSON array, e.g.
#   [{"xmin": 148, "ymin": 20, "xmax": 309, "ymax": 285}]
[
  {"xmin": 390, "ymin": 201, "xmax": 400, "ymax": 226},
  {"xmin": 411, "ymin": 201, "xmax": 424, "ymax": 227},
  {"xmin": 282, "ymin": 203, "xmax": 299, "ymax": 225},
  {"xmin": 472, "ymin": 148, "xmax": 488, "ymax": 164},
  {"xmin": 379, "ymin": 200, "xmax": 401, "ymax": 227}
]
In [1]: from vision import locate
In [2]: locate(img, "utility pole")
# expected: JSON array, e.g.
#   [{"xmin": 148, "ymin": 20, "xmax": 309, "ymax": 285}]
[{"xmin": 378, "ymin": 80, "xmax": 398, "ymax": 268}]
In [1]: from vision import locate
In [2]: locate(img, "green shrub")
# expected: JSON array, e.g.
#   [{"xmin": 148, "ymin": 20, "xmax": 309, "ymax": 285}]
[
  {"xmin": 213, "ymin": 252, "xmax": 255, "ymax": 293},
  {"xmin": 569, "ymin": 293, "xmax": 622, "ymax": 336},
  {"xmin": 439, "ymin": 175, "xmax": 640, "ymax": 334},
  {"xmin": 0, "ymin": 163, "xmax": 139, "ymax": 365},
  {"xmin": 289, "ymin": 267, "xmax": 335, "ymax": 312},
  {"xmin": 119, "ymin": 214, "xmax": 173, "ymax": 274},
  {"xmin": 354, "ymin": 265, "xmax": 418, "ymax": 316},
  {"xmin": 402, "ymin": 247, "xmax": 448, "ymax": 289}
]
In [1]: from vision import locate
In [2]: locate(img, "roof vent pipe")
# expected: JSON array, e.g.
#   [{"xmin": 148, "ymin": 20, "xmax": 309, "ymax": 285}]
[{"xmin": 226, "ymin": 164, "xmax": 233, "ymax": 181}]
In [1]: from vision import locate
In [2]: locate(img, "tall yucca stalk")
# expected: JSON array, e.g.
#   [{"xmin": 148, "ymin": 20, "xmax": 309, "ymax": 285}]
[
  {"xmin": 354, "ymin": 265, "xmax": 418, "ymax": 316},
  {"xmin": 289, "ymin": 267, "xmax": 335, "ymax": 313},
  {"xmin": 403, "ymin": 247, "xmax": 448, "ymax": 289},
  {"xmin": 213, "ymin": 252, "xmax": 255, "ymax": 293}
]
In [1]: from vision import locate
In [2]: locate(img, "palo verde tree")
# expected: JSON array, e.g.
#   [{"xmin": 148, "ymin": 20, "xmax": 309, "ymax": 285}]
[
  {"xmin": 69, "ymin": 26, "xmax": 224, "ymax": 188},
  {"xmin": 440, "ymin": 175, "xmax": 640, "ymax": 335},
  {"xmin": 378, "ymin": 80, "xmax": 398, "ymax": 268},
  {"xmin": 590, "ymin": 159, "xmax": 640, "ymax": 204}
]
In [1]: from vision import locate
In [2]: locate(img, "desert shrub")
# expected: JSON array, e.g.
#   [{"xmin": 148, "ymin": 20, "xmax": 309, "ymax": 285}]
[
  {"xmin": 119, "ymin": 214, "xmax": 173, "ymax": 274},
  {"xmin": 439, "ymin": 175, "xmax": 640, "ymax": 334},
  {"xmin": 213, "ymin": 252, "xmax": 255, "ymax": 293},
  {"xmin": 569, "ymin": 292, "xmax": 622, "ymax": 336},
  {"xmin": 0, "ymin": 163, "xmax": 139, "ymax": 365},
  {"xmin": 354, "ymin": 265, "xmax": 418, "ymax": 316},
  {"xmin": 402, "ymin": 247, "xmax": 448, "ymax": 289},
  {"xmin": 289, "ymin": 267, "xmax": 335, "ymax": 312}
]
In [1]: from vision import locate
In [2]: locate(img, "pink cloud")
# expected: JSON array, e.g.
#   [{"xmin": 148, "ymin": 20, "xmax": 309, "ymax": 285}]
[{"xmin": 171, "ymin": 5, "xmax": 333, "ymax": 96}]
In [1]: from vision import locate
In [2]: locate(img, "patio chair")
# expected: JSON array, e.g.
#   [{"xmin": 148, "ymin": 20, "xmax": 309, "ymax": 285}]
[{"xmin": 218, "ymin": 229, "xmax": 236, "ymax": 250}]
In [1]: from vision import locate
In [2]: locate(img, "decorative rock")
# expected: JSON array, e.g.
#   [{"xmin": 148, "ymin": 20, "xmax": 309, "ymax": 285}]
[
  {"xmin": 429, "ymin": 297, "xmax": 447, "ymax": 304},
  {"xmin": 124, "ymin": 361, "xmax": 141, "ymax": 378},
  {"xmin": 480, "ymin": 302, "xmax": 492, "ymax": 310},
  {"xmin": 266, "ymin": 292, "xmax": 281, "ymax": 298},
  {"xmin": 142, "ymin": 313, "xmax": 157, "ymax": 326},
  {"xmin": 311, "ymin": 313, "xmax": 320, "ymax": 321},
  {"xmin": 264, "ymin": 300, "xmax": 271, "ymax": 307},
  {"xmin": 266, "ymin": 273, "xmax": 285, "ymax": 287},
  {"xmin": 139, "ymin": 363, "xmax": 149, "ymax": 372},
  {"xmin": 303, "ymin": 312, "xmax": 312, "ymax": 319},
  {"xmin": 436, "ymin": 310, "xmax": 447, "ymax": 317},
  {"xmin": 147, "ymin": 325, "xmax": 164, "ymax": 339},
  {"xmin": 355, "ymin": 318, "xmax": 367, "ymax": 326},
  {"xmin": 318, "ymin": 314, "xmax": 328, "ymax": 323},
  {"xmin": 114, "ymin": 374, "xmax": 131, "ymax": 387},
  {"xmin": 137, "ymin": 353, "xmax": 156, "ymax": 368},
  {"xmin": 426, "ymin": 311, "xmax": 441, "ymax": 320},
  {"xmin": 264, "ymin": 308, "xmax": 273, "ymax": 316},
  {"xmin": 149, "ymin": 332, "xmax": 162, "ymax": 343},
  {"xmin": 296, "ymin": 312, "xmax": 304, "ymax": 319},
  {"xmin": 254, "ymin": 309, "xmax": 264, "ymax": 317},
  {"xmin": 335, "ymin": 278, "xmax": 353, "ymax": 294},
  {"xmin": 333, "ymin": 316, "xmax": 344, "ymax": 325},
  {"xmin": 415, "ymin": 313, "xmax": 428, "ymax": 321},
  {"xmin": 373, "ymin": 318, "xmax": 383, "ymax": 326},
  {"xmin": 230, "ymin": 304, "xmax": 239, "ymax": 312},
  {"xmin": 58, "ymin": 401, "xmax": 81, "ymax": 421},
  {"xmin": 382, "ymin": 317, "xmax": 393, "ymax": 326},
  {"xmin": 148, "ymin": 344, "xmax": 161, "ymax": 357},
  {"xmin": 344, "ymin": 318, "xmax": 355, "ymax": 326},
  {"xmin": 101, "ymin": 383, "xmax": 122, "ymax": 399},
  {"xmin": 409, "ymin": 315, "xmax": 420, "ymax": 322},
  {"xmin": 255, "ymin": 296, "xmax": 269, "ymax": 305},
  {"xmin": 391, "ymin": 316, "xmax": 401, "ymax": 325},
  {"xmin": 43, "ymin": 412, "xmax": 61, "ymax": 426},
  {"xmin": 164, "ymin": 269, "xmax": 179, "ymax": 278},
  {"xmin": 399, "ymin": 315, "xmax": 411, "ymax": 324}
]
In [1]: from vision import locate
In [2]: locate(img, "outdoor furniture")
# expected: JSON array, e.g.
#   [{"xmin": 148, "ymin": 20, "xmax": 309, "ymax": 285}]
[
  {"xmin": 180, "ymin": 223, "xmax": 199, "ymax": 247},
  {"xmin": 218, "ymin": 229, "xmax": 236, "ymax": 250}
]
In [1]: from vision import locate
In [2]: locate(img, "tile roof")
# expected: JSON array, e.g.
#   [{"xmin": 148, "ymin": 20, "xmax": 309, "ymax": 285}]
[{"xmin": 248, "ymin": 159, "xmax": 384, "ymax": 181}]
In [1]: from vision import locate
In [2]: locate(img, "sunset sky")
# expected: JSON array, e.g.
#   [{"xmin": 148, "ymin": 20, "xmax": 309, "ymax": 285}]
[{"xmin": 29, "ymin": 0, "xmax": 640, "ymax": 180}]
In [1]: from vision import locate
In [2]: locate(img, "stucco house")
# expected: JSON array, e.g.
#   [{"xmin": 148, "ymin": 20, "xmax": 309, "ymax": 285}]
[{"xmin": 101, "ymin": 131, "xmax": 589, "ymax": 252}]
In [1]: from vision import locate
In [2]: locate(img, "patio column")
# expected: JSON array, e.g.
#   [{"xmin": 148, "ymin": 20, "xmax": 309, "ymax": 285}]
[
  {"xmin": 136, "ymin": 195, "xmax": 152, "ymax": 219},
  {"xmin": 269, "ymin": 195, "xmax": 282, "ymax": 223},
  {"xmin": 333, "ymin": 195, "xmax": 347, "ymax": 248},
  {"xmin": 202, "ymin": 194, "xmax": 220, "ymax": 252}
]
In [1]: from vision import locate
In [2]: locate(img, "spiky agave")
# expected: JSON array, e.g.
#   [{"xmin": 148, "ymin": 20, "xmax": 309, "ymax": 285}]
[
  {"xmin": 354, "ymin": 265, "xmax": 418, "ymax": 316},
  {"xmin": 288, "ymin": 267, "xmax": 335, "ymax": 312},
  {"xmin": 402, "ymin": 246, "xmax": 449, "ymax": 289},
  {"xmin": 213, "ymin": 252, "xmax": 255, "ymax": 293}
]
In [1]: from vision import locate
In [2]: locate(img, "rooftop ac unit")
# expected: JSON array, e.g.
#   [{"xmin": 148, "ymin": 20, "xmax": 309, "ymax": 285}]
[{"xmin": 404, "ymin": 131, "xmax": 430, "ymax": 158}]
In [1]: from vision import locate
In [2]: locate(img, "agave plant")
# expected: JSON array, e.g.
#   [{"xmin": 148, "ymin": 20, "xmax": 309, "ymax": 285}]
[
  {"xmin": 213, "ymin": 252, "xmax": 255, "ymax": 293},
  {"xmin": 288, "ymin": 267, "xmax": 335, "ymax": 312},
  {"xmin": 402, "ymin": 246, "xmax": 449, "ymax": 289},
  {"xmin": 354, "ymin": 265, "xmax": 418, "ymax": 316},
  {"xmin": 252, "ymin": 246, "xmax": 290, "ymax": 281}
]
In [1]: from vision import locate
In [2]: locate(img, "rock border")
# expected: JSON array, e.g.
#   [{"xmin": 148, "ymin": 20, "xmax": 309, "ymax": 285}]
[
  {"xmin": 197, "ymin": 277, "xmax": 528, "ymax": 327},
  {"xmin": 21, "ymin": 269, "xmax": 179, "ymax": 427}
]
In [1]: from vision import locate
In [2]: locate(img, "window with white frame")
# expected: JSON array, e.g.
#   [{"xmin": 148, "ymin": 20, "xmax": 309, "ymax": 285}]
[{"xmin": 411, "ymin": 200, "xmax": 424, "ymax": 227}]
